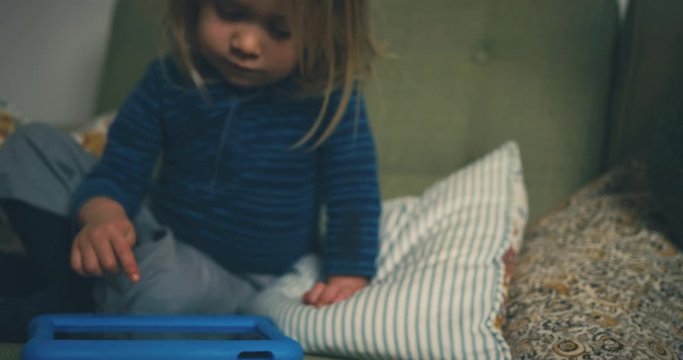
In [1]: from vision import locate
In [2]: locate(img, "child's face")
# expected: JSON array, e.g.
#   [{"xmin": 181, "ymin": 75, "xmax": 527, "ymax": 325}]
[{"xmin": 198, "ymin": 0, "xmax": 298, "ymax": 88}]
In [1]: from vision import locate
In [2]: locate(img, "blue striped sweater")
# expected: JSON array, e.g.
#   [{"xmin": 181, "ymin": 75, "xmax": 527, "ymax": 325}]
[{"xmin": 72, "ymin": 58, "xmax": 381, "ymax": 278}]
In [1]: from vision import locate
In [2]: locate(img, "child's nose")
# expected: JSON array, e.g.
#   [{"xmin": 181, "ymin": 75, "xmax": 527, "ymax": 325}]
[{"xmin": 229, "ymin": 27, "xmax": 262, "ymax": 60}]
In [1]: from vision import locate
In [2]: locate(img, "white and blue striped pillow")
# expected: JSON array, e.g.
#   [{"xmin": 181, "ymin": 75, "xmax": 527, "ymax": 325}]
[{"xmin": 248, "ymin": 142, "xmax": 528, "ymax": 359}]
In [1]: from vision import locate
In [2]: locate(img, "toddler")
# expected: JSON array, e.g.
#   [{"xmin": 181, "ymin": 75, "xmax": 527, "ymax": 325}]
[{"xmin": 0, "ymin": 0, "xmax": 380, "ymax": 338}]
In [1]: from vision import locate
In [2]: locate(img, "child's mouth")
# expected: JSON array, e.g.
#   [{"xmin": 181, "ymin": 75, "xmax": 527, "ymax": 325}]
[{"xmin": 226, "ymin": 60, "xmax": 259, "ymax": 75}]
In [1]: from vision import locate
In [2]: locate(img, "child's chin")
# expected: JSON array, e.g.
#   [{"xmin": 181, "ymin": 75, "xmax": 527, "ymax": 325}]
[{"xmin": 225, "ymin": 75, "xmax": 273, "ymax": 89}]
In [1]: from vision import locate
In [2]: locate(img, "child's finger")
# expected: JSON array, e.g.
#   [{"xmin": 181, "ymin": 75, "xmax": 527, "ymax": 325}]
[
  {"xmin": 81, "ymin": 243, "xmax": 103, "ymax": 276},
  {"xmin": 123, "ymin": 222, "xmax": 137, "ymax": 246},
  {"xmin": 303, "ymin": 282, "xmax": 325, "ymax": 305},
  {"xmin": 111, "ymin": 235, "xmax": 140, "ymax": 283},
  {"xmin": 318, "ymin": 284, "xmax": 342, "ymax": 306},
  {"xmin": 92, "ymin": 236, "xmax": 119, "ymax": 274},
  {"xmin": 332, "ymin": 288, "xmax": 354, "ymax": 304}
]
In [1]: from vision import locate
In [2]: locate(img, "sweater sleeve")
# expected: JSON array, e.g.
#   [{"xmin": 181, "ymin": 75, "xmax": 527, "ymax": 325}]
[
  {"xmin": 71, "ymin": 61, "xmax": 164, "ymax": 221},
  {"xmin": 319, "ymin": 89, "xmax": 381, "ymax": 279}
]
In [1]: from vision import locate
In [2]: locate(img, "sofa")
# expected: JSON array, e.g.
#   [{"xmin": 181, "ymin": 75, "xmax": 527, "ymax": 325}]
[{"xmin": 1, "ymin": 0, "xmax": 682, "ymax": 359}]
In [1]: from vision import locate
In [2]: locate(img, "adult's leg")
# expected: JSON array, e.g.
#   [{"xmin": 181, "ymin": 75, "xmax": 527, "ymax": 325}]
[
  {"xmin": 0, "ymin": 123, "xmax": 96, "ymax": 216},
  {"xmin": 0, "ymin": 123, "xmax": 96, "ymax": 341},
  {"xmin": 0, "ymin": 278, "xmax": 94, "ymax": 342},
  {"xmin": 0, "ymin": 252, "xmax": 39, "ymax": 296},
  {"xmin": 0, "ymin": 202, "xmax": 93, "ymax": 341},
  {"xmin": 0, "ymin": 200, "xmax": 75, "ymax": 290}
]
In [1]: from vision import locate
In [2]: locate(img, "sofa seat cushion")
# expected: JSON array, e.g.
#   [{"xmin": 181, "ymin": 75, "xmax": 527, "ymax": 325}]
[{"xmin": 504, "ymin": 161, "xmax": 683, "ymax": 359}]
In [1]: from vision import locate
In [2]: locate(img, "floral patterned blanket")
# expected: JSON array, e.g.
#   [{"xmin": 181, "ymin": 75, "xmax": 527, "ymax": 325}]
[{"xmin": 504, "ymin": 161, "xmax": 682, "ymax": 359}]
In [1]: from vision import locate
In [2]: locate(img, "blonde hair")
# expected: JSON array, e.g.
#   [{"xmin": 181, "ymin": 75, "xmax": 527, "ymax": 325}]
[{"xmin": 167, "ymin": 0, "xmax": 378, "ymax": 147}]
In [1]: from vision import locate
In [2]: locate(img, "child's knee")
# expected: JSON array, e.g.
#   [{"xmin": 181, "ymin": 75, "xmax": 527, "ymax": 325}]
[
  {"xmin": 96, "ymin": 267, "xmax": 205, "ymax": 314},
  {"xmin": 134, "ymin": 283, "xmax": 202, "ymax": 314}
]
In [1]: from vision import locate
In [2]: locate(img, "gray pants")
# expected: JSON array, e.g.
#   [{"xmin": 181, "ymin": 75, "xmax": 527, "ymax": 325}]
[{"xmin": 0, "ymin": 123, "xmax": 274, "ymax": 315}]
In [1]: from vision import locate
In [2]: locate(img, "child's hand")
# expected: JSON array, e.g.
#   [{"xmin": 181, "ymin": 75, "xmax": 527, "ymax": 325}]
[
  {"xmin": 71, "ymin": 197, "xmax": 140, "ymax": 283},
  {"xmin": 302, "ymin": 275, "xmax": 367, "ymax": 308}
]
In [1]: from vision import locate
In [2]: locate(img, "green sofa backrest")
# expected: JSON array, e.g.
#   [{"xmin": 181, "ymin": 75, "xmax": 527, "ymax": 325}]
[
  {"xmin": 608, "ymin": 0, "xmax": 683, "ymax": 166},
  {"xmin": 365, "ymin": 0, "xmax": 617, "ymax": 221},
  {"xmin": 96, "ymin": 0, "xmax": 619, "ymax": 220}
]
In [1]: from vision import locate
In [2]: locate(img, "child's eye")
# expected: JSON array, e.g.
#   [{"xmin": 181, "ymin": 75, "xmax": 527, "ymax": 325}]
[
  {"xmin": 269, "ymin": 28, "xmax": 291, "ymax": 41},
  {"xmin": 216, "ymin": 8, "xmax": 246, "ymax": 21},
  {"xmin": 213, "ymin": 1, "xmax": 246, "ymax": 21},
  {"xmin": 268, "ymin": 23, "xmax": 291, "ymax": 41}
]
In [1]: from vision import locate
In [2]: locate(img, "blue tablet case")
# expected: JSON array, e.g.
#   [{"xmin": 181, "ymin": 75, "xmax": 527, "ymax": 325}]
[{"xmin": 22, "ymin": 314, "xmax": 303, "ymax": 360}]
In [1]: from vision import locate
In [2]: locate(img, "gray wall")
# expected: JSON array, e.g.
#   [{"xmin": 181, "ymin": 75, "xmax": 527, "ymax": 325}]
[{"xmin": 0, "ymin": 0, "xmax": 116, "ymax": 127}]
